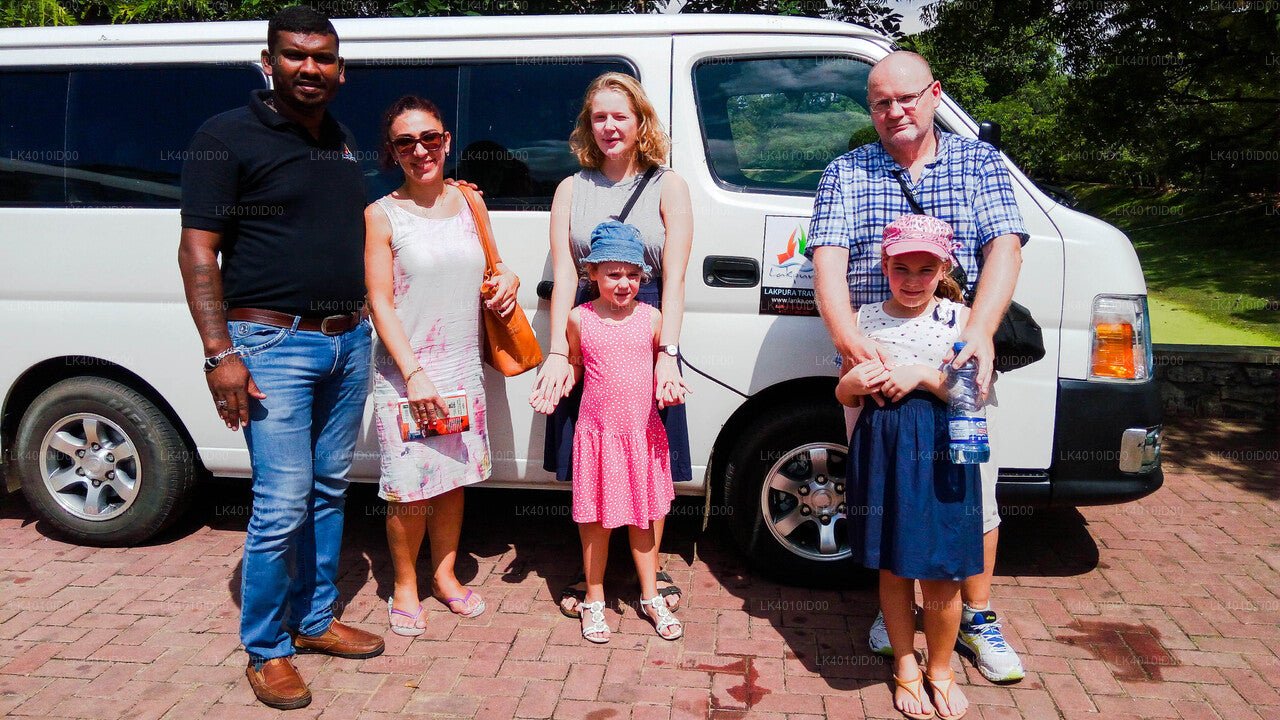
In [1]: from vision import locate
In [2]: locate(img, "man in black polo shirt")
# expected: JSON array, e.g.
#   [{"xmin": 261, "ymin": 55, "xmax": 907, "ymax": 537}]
[{"xmin": 177, "ymin": 7, "xmax": 382, "ymax": 710}]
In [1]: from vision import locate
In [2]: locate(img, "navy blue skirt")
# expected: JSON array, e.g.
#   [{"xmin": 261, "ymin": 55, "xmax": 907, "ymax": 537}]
[
  {"xmin": 543, "ymin": 280, "xmax": 693, "ymax": 484},
  {"xmin": 847, "ymin": 391, "xmax": 982, "ymax": 581}
]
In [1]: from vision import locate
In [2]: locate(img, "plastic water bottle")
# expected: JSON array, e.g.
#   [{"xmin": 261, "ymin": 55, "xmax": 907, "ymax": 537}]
[{"xmin": 946, "ymin": 342, "xmax": 990, "ymax": 464}]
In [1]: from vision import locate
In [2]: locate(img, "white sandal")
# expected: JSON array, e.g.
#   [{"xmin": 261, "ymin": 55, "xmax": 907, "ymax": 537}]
[
  {"xmin": 640, "ymin": 595, "xmax": 683, "ymax": 640},
  {"xmin": 580, "ymin": 600, "xmax": 610, "ymax": 644}
]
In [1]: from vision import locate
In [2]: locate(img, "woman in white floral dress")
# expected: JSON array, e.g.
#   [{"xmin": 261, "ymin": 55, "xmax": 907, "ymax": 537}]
[{"xmin": 364, "ymin": 96, "xmax": 519, "ymax": 635}]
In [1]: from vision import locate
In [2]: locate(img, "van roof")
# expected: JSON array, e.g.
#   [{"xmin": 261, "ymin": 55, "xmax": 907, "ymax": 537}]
[{"xmin": 0, "ymin": 13, "xmax": 888, "ymax": 49}]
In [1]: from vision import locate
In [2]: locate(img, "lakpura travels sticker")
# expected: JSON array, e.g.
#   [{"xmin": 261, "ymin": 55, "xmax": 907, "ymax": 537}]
[{"xmin": 760, "ymin": 215, "xmax": 818, "ymax": 316}]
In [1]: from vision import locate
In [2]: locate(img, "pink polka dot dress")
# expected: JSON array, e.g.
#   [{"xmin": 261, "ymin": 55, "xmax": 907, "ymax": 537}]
[{"xmin": 571, "ymin": 301, "xmax": 674, "ymax": 530}]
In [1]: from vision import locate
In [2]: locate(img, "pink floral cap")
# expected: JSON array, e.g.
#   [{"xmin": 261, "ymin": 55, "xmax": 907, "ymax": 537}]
[{"xmin": 882, "ymin": 214, "xmax": 960, "ymax": 263}]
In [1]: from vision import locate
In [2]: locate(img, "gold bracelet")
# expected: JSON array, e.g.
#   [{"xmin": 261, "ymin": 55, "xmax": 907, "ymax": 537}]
[{"xmin": 405, "ymin": 366, "xmax": 424, "ymax": 382}]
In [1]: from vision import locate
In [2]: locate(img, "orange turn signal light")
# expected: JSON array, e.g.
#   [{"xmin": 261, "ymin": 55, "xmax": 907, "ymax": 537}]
[{"xmin": 1092, "ymin": 323, "xmax": 1136, "ymax": 378}]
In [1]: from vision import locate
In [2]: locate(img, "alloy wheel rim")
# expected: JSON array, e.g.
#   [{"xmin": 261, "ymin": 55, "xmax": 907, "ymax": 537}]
[
  {"xmin": 759, "ymin": 442, "xmax": 851, "ymax": 562},
  {"xmin": 39, "ymin": 413, "xmax": 141, "ymax": 521}
]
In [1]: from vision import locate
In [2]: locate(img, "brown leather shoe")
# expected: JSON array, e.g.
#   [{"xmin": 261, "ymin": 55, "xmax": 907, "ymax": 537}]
[
  {"xmin": 246, "ymin": 657, "xmax": 311, "ymax": 710},
  {"xmin": 291, "ymin": 620, "xmax": 384, "ymax": 659}
]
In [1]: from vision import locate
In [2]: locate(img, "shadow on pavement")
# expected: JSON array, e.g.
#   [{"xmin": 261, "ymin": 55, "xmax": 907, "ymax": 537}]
[
  {"xmin": 994, "ymin": 506, "xmax": 1099, "ymax": 577},
  {"xmin": 1161, "ymin": 416, "xmax": 1279, "ymax": 501}
]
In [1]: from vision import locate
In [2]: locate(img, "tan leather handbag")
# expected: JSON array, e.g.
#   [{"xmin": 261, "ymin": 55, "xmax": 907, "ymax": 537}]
[{"xmin": 458, "ymin": 185, "xmax": 543, "ymax": 376}]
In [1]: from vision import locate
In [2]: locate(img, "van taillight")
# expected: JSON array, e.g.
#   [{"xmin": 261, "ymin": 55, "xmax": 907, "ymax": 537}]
[{"xmin": 1090, "ymin": 296, "xmax": 1151, "ymax": 381}]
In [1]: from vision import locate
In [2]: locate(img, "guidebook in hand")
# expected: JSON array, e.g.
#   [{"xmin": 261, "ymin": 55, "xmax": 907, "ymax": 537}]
[{"xmin": 398, "ymin": 391, "xmax": 470, "ymax": 441}]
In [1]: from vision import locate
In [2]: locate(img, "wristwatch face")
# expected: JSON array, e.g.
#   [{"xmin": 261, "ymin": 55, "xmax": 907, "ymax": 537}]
[
  {"xmin": 661, "ymin": 345, "xmax": 679, "ymax": 357},
  {"xmin": 203, "ymin": 356, "xmax": 220, "ymax": 373}
]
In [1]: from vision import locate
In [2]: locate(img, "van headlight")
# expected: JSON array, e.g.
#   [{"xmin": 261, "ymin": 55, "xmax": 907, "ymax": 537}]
[{"xmin": 1089, "ymin": 295, "xmax": 1152, "ymax": 381}]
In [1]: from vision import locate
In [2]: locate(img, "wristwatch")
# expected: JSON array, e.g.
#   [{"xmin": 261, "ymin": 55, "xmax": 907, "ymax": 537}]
[
  {"xmin": 659, "ymin": 344, "xmax": 679, "ymax": 358},
  {"xmin": 203, "ymin": 347, "xmax": 240, "ymax": 373}
]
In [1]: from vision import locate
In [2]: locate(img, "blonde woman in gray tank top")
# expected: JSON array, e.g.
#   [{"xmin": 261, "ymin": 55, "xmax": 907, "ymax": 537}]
[{"xmin": 529, "ymin": 72, "xmax": 694, "ymax": 628}]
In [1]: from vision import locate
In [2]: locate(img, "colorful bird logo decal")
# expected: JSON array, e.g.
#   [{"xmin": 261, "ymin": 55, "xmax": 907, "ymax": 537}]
[{"xmin": 776, "ymin": 227, "xmax": 808, "ymax": 265}]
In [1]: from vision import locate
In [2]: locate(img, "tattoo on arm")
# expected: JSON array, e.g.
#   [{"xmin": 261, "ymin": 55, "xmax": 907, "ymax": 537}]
[{"xmin": 189, "ymin": 262, "xmax": 229, "ymax": 344}]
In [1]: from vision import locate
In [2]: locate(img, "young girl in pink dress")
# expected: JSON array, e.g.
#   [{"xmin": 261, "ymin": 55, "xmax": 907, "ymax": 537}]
[{"xmin": 540, "ymin": 220, "xmax": 682, "ymax": 644}]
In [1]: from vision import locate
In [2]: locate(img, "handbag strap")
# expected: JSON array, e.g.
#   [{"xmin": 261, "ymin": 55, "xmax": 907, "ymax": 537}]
[
  {"xmin": 892, "ymin": 169, "xmax": 927, "ymax": 216},
  {"xmin": 458, "ymin": 185, "xmax": 501, "ymax": 276},
  {"xmin": 891, "ymin": 169, "xmax": 974, "ymax": 302},
  {"xmin": 612, "ymin": 165, "xmax": 658, "ymax": 223}
]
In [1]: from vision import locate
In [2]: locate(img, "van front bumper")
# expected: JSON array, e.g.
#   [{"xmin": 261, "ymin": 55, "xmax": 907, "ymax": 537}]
[{"xmin": 1043, "ymin": 378, "xmax": 1164, "ymax": 505}]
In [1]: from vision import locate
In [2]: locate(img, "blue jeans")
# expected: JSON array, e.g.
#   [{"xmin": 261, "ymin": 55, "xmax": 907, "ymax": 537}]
[{"xmin": 232, "ymin": 317, "xmax": 372, "ymax": 663}]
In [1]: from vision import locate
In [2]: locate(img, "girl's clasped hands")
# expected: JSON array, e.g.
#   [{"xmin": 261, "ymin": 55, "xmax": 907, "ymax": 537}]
[{"xmin": 839, "ymin": 357, "xmax": 940, "ymax": 406}]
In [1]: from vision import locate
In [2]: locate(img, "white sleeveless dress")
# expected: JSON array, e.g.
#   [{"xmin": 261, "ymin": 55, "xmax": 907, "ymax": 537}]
[{"xmin": 370, "ymin": 195, "xmax": 491, "ymax": 502}]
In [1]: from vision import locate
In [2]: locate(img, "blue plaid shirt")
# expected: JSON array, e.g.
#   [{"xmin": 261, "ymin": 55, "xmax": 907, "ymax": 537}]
[{"xmin": 805, "ymin": 131, "xmax": 1029, "ymax": 306}]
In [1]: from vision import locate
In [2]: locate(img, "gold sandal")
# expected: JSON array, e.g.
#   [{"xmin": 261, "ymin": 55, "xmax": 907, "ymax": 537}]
[
  {"xmin": 926, "ymin": 670, "xmax": 968, "ymax": 720},
  {"xmin": 892, "ymin": 673, "xmax": 935, "ymax": 720}
]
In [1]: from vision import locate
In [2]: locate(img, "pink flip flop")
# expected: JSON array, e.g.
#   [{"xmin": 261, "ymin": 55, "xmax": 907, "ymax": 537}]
[
  {"xmin": 387, "ymin": 597, "xmax": 426, "ymax": 637},
  {"xmin": 443, "ymin": 589, "xmax": 486, "ymax": 618}
]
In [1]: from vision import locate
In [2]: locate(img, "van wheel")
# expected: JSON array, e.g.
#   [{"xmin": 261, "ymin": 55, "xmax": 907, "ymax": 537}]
[
  {"xmin": 14, "ymin": 377, "xmax": 196, "ymax": 546},
  {"xmin": 723, "ymin": 401, "xmax": 870, "ymax": 588}
]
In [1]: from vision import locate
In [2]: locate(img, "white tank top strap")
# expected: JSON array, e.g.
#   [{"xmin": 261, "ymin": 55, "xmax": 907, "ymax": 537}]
[{"xmin": 374, "ymin": 196, "xmax": 412, "ymax": 243}]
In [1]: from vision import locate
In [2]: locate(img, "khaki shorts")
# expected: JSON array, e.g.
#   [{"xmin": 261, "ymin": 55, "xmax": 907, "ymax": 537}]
[{"xmin": 843, "ymin": 377, "xmax": 1000, "ymax": 534}]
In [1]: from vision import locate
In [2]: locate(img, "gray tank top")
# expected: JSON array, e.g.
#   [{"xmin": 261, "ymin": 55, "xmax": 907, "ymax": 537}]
[{"xmin": 569, "ymin": 166, "xmax": 668, "ymax": 277}]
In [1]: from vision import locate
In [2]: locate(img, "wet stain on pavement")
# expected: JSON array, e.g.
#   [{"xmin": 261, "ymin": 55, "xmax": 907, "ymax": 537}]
[
  {"xmin": 723, "ymin": 660, "xmax": 770, "ymax": 708},
  {"xmin": 1055, "ymin": 620, "xmax": 1179, "ymax": 680},
  {"xmin": 681, "ymin": 657, "xmax": 749, "ymax": 674}
]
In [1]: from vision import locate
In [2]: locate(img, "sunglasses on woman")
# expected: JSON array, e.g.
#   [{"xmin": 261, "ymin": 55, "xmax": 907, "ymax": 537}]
[{"xmin": 391, "ymin": 131, "xmax": 446, "ymax": 155}]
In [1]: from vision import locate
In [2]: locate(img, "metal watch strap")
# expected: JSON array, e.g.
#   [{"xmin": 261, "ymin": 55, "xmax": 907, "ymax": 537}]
[{"xmin": 203, "ymin": 346, "xmax": 240, "ymax": 373}]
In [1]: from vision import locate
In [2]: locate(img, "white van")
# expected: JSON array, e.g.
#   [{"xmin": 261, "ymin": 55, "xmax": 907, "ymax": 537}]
[{"xmin": 0, "ymin": 14, "xmax": 1161, "ymax": 585}]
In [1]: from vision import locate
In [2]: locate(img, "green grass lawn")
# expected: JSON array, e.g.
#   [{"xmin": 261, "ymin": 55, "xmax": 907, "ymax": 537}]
[{"xmin": 1067, "ymin": 184, "xmax": 1280, "ymax": 346}]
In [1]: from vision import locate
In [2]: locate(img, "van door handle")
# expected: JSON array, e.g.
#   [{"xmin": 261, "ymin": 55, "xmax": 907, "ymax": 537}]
[{"xmin": 703, "ymin": 256, "xmax": 759, "ymax": 288}]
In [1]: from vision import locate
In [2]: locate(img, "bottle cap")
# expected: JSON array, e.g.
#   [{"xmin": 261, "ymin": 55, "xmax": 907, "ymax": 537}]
[{"xmin": 953, "ymin": 341, "xmax": 967, "ymax": 354}]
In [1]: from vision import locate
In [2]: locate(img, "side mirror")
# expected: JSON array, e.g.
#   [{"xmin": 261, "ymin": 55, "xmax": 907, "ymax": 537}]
[{"xmin": 978, "ymin": 120, "xmax": 1001, "ymax": 149}]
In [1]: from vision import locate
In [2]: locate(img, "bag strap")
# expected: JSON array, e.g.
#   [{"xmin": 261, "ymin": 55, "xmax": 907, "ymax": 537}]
[
  {"xmin": 458, "ymin": 185, "xmax": 501, "ymax": 276},
  {"xmin": 892, "ymin": 169, "xmax": 927, "ymax": 216},
  {"xmin": 613, "ymin": 165, "xmax": 658, "ymax": 223},
  {"xmin": 891, "ymin": 169, "xmax": 974, "ymax": 302}
]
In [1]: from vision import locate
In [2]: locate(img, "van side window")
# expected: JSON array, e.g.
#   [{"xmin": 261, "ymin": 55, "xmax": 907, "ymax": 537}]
[
  {"xmin": 0, "ymin": 71, "xmax": 69, "ymax": 206},
  {"xmin": 336, "ymin": 60, "xmax": 631, "ymax": 209},
  {"xmin": 694, "ymin": 56, "xmax": 873, "ymax": 195},
  {"xmin": 65, "ymin": 66, "xmax": 265, "ymax": 207},
  {"xmin": 457, "ymin": 61, "xmax": 633, "ymax": 211},
  {"xmin": 327, "ymin": 64, "xmax": 460, "ymax": 202}
]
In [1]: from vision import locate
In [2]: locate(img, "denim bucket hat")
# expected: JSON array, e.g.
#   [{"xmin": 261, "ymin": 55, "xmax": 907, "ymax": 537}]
[{"xmin": 584, "ymin": 220, "xmax": 651, "ymax": 273}]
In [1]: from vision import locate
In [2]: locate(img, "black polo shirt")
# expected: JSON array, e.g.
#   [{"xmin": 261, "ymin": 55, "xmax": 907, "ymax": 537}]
[{"xmin": 180, "ymin": 89, "xmax": 366, "ymax": 317}]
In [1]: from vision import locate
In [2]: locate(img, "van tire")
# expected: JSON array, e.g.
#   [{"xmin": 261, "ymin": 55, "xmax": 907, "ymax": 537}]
[
  {"xmin": 14, "ymin": 377, "xmax": 195, "ymax": 546},
  {"xmin": 722, "ymin": 401, "xmax": 872, "ymax": 588}
]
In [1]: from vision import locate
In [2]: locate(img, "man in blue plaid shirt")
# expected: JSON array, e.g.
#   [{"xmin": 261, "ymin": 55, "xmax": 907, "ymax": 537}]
[{"xmin": 806, "ymin": 52, "xmax": 1028, "ymax": 698}]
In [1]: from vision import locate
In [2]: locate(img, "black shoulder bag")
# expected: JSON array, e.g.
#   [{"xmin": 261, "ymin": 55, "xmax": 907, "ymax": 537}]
[{"xmin": 892, "ymin": 170, "xmax": 1045, "ymax": 373}]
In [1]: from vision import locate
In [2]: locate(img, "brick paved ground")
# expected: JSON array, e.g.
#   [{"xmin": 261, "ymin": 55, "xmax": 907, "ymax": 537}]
[{"xmin": 1, "ymin": 417, "xmax": 1278, "ymax": 719}]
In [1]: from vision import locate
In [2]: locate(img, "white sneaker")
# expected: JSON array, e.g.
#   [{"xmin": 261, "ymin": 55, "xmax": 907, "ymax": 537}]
[
  {"xmin": 868, "ymin": 606, "xmax": 922, "ymax": 657},
  {"xmin": 956, "ymin": 605, "xmax": 1025, "ymax": 682}
]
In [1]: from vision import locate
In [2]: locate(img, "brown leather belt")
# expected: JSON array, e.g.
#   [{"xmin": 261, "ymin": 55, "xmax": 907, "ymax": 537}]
[{"xmin": 226, "ymin": 307, "xmax": 365, "ymax": 336}]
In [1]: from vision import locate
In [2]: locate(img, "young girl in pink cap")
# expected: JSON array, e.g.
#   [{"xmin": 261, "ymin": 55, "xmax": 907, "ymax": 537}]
[{"xmin": 837, "ymin": 214, "xmax": 978, "ymax": 720}]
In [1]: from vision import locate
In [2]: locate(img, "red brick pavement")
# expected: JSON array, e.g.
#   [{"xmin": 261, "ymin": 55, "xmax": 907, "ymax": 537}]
[{"xmin": 1, "ymin": 418, "xmax": 1277, "ymax": 719}]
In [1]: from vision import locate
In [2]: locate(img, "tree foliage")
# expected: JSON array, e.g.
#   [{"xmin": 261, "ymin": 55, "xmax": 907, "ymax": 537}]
[
  {"xmin": 908, "ymin": 0, "xmax": 1279, "ymax": 192},
  {"xmin": 678, "ymin": 0, "xmax": 901, "ymax": 39}
]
